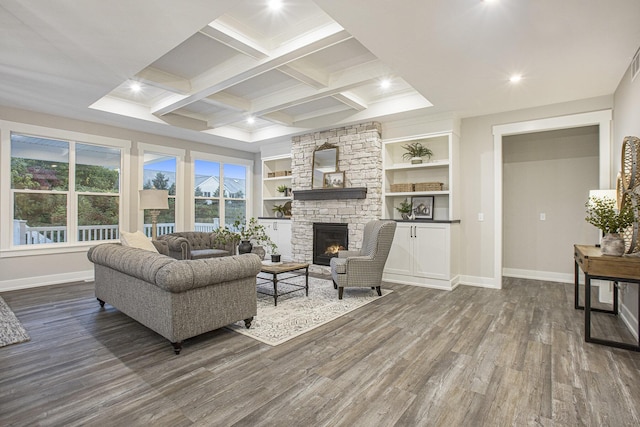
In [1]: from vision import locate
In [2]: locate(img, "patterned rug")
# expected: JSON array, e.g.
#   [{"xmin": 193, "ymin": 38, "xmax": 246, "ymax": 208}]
[
  {"xmin": 0, "ymin": 296, "xmax": 30, "ymax": 348},
  {"xmin": 227, "ymin": 275, "xmax": 392, "ymax": 346}
]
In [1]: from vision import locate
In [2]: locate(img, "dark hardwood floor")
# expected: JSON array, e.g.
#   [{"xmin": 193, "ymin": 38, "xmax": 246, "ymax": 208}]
[{"xmin": 1, "ymin": 277, "xmax": 639, "ymax": 426}]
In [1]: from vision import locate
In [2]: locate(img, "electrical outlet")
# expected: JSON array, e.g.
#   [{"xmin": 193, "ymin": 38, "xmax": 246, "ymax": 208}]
[
  {"xmin": 478, "ymin": 213, "xmax": 484, "ymax": 221},
  {"xmin": 540, "ymin": 213, "xmax": 546, "ymax": 221}
]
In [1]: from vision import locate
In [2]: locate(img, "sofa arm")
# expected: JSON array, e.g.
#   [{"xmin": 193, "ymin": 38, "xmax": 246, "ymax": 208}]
[
  {"xmin": 155, "ymin": 253, "xmax": 262, "ymax": 292},
  {"xmin": 152, "ymin": 240, "xmax": 169, "ymax": 256},
  {"xmin": 157, "ymin": 235, "xmax": 190, "ymax": 260}
]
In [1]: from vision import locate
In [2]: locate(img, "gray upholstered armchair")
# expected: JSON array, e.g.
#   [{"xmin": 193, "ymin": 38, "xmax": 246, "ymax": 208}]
[
  {"xmin": 157, "ymin": 231, "xmax": 237, "ymax": 260},
  {"xmin": 330, "ymin": 220, "xmax": 397, "ymax": 299}
]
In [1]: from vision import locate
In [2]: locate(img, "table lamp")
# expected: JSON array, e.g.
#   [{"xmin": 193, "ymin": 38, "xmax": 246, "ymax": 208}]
[{"xmin": 139, "ymin": 189, "xmax": 169, "ymax": 240}]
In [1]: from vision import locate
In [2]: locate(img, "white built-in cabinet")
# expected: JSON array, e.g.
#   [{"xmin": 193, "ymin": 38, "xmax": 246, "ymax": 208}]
[
  {"xmin": 382, "ymin": 131, "xmax": 460, "ymax": 290},
  {"xmin": 257, "ymin": 219, "xmax": 292, "ymax": 261},
  {"xmin": 261, "ymin": 155, "xmax": 292, "ymax": 217}
]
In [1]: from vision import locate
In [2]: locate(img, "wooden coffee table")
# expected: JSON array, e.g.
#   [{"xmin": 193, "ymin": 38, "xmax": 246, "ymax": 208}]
[{"xmin": 258, "ymin": 262, "xmax": 309, "ymax": 306}]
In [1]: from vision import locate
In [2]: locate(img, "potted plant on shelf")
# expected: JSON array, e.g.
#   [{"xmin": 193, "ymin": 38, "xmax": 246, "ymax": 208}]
[
  {"xmin": 276, "ymin": 184, "xmax": 288, "ymax": 196},
  {"xmin": 585, "ymin": 194, "xmax": 634, "ymax": 256},
  {"xmin": 272, "ymin": 204, "xmax": 286, "ymax": 218},
  {"xmin": 395, "ymin": 199, "xmax": 413, "ymax": 220},
  {"xmin": 402, "ymin": 142, "xmax": 433, "ymax": 164}
]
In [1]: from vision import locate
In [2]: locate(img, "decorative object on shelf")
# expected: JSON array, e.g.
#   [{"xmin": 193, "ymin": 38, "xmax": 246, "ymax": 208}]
[
  {"xmin": 618, "ymin": 136, "xmax": 640, "ymax": 253},
  {"xmin": 585, "ymin": 191, "xmax": 634, "ymax": 256},
  {"xmin": 272, "ymin": 204, "xmax": 286, "ymax": 218},
  {"xmin": 395, "ymin": 199, "xmax": 413, "ymax": 220},
  {"xmin": 313, "ymin": 142, "xmax": 338, "ymax": 188},
  {"xmin": 412, "ymin": 195, "xmax": 434, "ymax": 219},
  {"xmin": 414, "ymin": 182, "xmax": 443, "ymax": 192},
  {"xmin": 276, "ymin": 184, "xmax": 288, "ymax": 195},
  {"xmin": 390, "ymin": 183, "xmax": 414, "ymax": 193},
  {"xmin": 323, "ymin": 171, "xmax": 344, "ymax": 188},
  {"xmin": 283, "ymin": 200, "xmax": 292, "ymax": 216},
  {"xmin": 402, "ymin": 141, "xmax": 433, "ymax": 164},
  {"xmin": 139, "ymin": 189, "xmax": 169, "ymax": 240}
]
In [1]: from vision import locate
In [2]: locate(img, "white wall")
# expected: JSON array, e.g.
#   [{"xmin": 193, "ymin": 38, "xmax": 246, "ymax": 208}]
[
  {"xmin": 0, "ymin": 106, "xmax": 254, "ymax": 291},
  {"xmin": 458, "ymin": 95, "xmax": 613, "ymax": 286},
  {"xmin": 613, "ymin": 51, "xmax": 640, "ymax": 337},
  {"xmin": 502, "ymin": 127, "xmax": 599, "ymax": 282}
]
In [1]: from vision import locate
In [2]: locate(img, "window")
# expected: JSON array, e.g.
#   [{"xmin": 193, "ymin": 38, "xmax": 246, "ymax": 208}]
[
  {"xmin": 10, "ymin": 133, "xmax": 122, "ymax": 246},
  {"xmin": 192, "ymin": 154, "xmax": 251, "ymax": 231},
  {"xmin": 142, "ymin": 153, "xmax": 177, "ymax": 237}
]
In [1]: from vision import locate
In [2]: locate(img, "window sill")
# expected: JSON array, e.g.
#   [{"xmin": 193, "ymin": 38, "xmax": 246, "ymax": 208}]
[{"xmin": 0, "ymin": 241, "xmax": 111, "ymax": 258}]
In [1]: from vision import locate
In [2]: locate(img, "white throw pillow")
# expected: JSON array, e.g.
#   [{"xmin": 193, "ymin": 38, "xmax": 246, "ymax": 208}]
[{"xmin": 120, "ymin": 230, "xmax": 158, "ymax": 253}]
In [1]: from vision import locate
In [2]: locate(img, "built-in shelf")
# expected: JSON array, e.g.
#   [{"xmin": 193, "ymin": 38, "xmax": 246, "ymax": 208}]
[{"xmin": 293, "ymin": 187, "xmax": 367, "ymax": 201}]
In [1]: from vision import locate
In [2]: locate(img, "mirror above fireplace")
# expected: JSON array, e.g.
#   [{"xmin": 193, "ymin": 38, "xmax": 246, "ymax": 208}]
[{"xmin": 312, "ymin": 142, "xmax": 338, "ymax": 189}]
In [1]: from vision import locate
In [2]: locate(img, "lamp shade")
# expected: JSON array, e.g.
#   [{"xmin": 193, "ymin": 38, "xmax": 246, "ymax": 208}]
[{"xmin": 139, "ymin": 189, "xmax": 169, "ymax": 210}]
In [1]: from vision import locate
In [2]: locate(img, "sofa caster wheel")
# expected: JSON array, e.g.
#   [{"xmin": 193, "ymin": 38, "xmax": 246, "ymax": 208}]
[
  {"xmin": 97, "ymin": 298, "xmax": 105, "ymax": 307},
  {"xmin": 172, "ymin": 342, "xmax": 182, "ymax": 355},
  {"xmin": 244, "ymin": 317, "xmax": 253, "ymax": 329}
]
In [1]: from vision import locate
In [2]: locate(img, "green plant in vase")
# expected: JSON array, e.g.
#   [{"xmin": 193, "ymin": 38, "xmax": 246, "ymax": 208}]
[
  {"xmin": 395, "ymin": 199, "xmax": 413, "ymax": 220},
  {"xmin": 401, "ymin": 142, "xmax": 433, "ymax": 164},
  {"xmin": 585, "ymin": 195, "xmax": 634, "ymax": 256},
  {"xmin": 272, "ymin": 204, "xmax": 286, "ymax": 218},
  {"xmin": 276, "ymin": 184, "xmax": 288, "ymax": 195}
]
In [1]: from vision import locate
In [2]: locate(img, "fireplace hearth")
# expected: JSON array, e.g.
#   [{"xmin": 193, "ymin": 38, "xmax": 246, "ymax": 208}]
[{"xmin": 313, "ymin": 223, "xmax": 348, "ymax": 266}]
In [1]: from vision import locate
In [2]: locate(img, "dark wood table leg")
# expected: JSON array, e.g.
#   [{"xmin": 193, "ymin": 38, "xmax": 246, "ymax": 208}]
[
  {"xmin": 305, "ymin": 266, "xmax": 309, "ymax": 296},
  {"xmin": 273, "ymin": 272, "xmax": 278, "ymax": 306},
  {"xmin": 585, "ymin": 273, "xmax": 592, "ymax": 343},
  {"xmin": 574, "ymin": 260, "xmax": 580, "ymax": 309}
]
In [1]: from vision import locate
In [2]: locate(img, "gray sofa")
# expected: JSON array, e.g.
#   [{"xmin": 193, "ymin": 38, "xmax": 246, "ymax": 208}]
[
  {"xmin": 87, "ymin": 242, "xmax": 261, "ymax": 354},
  {"xmin": 157, "ymin": 231, "xmax": 237, "ymax": 260}
]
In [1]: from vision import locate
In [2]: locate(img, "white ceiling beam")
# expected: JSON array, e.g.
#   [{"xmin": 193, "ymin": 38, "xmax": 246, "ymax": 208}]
[
  {"xmin": 203, "ymin": 92, "xmax": 251, "ymax": 112},
  {"xmin": 261, "ymin": 111, "xmax": 294, "ymax": 126},
  {"xmin": 136, "ymin": 67, "xmax": 191, "ymax": 94},
  {"xmin": 199, "ymin": 22, "xmax": 268, "ymax": 60},
  {"xmin": 150, "ymin": 24, "xmax": 351, "ymax": 116},
  {"xmin": 332, "ymin": 91, "xmax": 368, "ymax": 111},
  {"xmin": 277, "ymin": 61, "xmax": 328, "ymax": 89}
]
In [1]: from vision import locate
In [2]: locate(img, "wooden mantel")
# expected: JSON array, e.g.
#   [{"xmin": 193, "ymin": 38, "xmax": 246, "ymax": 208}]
[{"xmin": 293, "ymin": 187, "xmax": 367, "ymax": 201}]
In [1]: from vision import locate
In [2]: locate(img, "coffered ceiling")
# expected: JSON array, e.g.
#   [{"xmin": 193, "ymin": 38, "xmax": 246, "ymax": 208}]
[{"xmin": 1, "ymin": 0, "xmax": 640, "ymax": 152}]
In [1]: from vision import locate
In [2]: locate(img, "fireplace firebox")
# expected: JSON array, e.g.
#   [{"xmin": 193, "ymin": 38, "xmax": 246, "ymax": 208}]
[{"xmin": 313, "ymin": 223, "xmax": 348, "ymax": 266}]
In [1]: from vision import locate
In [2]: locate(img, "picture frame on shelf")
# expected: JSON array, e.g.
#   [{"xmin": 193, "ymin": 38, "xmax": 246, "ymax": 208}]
[
  {"xmin": 411, "ymin": 196, "xmax": 434, "ymax": 219},
  {"xmin": 323, "ymin": 171, "xmax": 344, "ymax": 188}
]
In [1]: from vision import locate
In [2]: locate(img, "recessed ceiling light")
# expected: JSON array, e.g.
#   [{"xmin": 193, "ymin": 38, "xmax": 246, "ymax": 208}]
[
  {"xmin": 130, "ymin": 82, "xmax": 142, "ymax": 92},
  {"xmin": 268, "ymin": 0, "xmax": 283, "ymax": 10},
  {"xmin": 247, "ymin": 116, "xmax": 255, "ymax": 124},
  {"xmin": 509, "ymin": 74, "xmax": 522, "ymax": 83},
  {"xmin": 380, "ymin": 79, "xmax": 391, "ymax": 89}
]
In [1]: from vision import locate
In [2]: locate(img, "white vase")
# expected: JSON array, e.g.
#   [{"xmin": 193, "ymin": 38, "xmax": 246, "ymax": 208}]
[
  {"xmin": 410, "ymin": 157, "xmax": 423, "ymax": 164},
  {"xmin": 601, "ymin": 233, "xmax": 625, "ymax": 256}
]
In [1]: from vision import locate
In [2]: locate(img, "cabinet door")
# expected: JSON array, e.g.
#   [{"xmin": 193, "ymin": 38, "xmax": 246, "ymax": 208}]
[
  {"xmin": 385, "ymin": 223, "xmax": 413, "ymax": 275},
  {"xmin": 413, "ymin": 223, "xmax": 449, "ymax": 279},
  {"xmin": 275, "ymin": 220, "xmax": 292, "ymax": 261}
]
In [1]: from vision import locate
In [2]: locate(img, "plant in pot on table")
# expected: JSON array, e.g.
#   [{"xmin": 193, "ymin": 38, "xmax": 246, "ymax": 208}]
[
  {"xmin": 402, "ymin": 141, "xmax": 433, "ymax": 164},
  {"xmin": 585, "ymin": 194, "xmax": 635, "ymax": 256},
  {"xmin": 234, "ymin": 217, "xmax": 277, "ymax": 259}
]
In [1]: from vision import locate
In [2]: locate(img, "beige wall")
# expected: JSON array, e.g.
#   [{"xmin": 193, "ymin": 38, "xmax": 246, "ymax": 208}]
[
  {"xmin": 503, "ymin": 127, "xmax": 599, "ymax": 278},
  {"xmin": 458, "ymin": 95, "xmax": 613, "ymax": 284},
  {"xmin": 0, "ymin": 107, "xmax": 255, "ymax": 290},
  {"xmin": 613, "ymin": 52, "xmax": 640, "ymax": 331}
]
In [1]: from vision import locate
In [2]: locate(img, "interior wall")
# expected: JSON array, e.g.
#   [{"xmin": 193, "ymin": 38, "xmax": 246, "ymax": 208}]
[
  {"xmin": 458, "ymin": 95, "xmax": 613, "ymax": 286},
  {"xmin": 613, "ymin": 48, "xmax": 640, "ymax": 334},
  {"xmin": 0, "ymin": 106, "xmax": 255, "ymax": 290},
  {"xmin": 502, "ymin": 127, "xmax": 599, "ymax": 280}
]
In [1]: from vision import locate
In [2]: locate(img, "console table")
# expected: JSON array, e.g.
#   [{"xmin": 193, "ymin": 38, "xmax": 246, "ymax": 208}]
[{"xmin": 574, "ymin": 244, "xmax": 640, "ymax": 351}]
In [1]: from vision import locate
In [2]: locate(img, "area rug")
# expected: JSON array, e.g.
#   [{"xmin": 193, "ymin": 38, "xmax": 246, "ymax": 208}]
[
  {"xmin": 0, "ymin": 296, "xmax": 30, "ymax": 348},
  {"xmin": 228, "ymin": 276, "xmax": 392, "ymax": 346}
]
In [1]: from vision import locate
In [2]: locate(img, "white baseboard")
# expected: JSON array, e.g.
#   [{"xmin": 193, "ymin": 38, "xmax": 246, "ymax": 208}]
[
  {"xmin": 620, "ymin": 301, "xmax": 640, "ymax": 341},
  {"xmin": 503, "ymin": 268, "xmax": 573, "ymax": 284},
  {"xmin": 458, "ymin": 275, "xmax": 501, "ymax": 289},
  {"xmin": 0, "ymin": 270, "xmax": 94, "ymax": 292}
]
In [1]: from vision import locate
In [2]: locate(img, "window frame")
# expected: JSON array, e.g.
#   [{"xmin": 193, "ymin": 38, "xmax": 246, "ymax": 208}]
[
  {"xmin": 0, "ymin": 120, "xmax": 130, "ymax": 257},
  {"xmin": 189, "ymin": 151, "xmax": 253, "ymax": 230}
]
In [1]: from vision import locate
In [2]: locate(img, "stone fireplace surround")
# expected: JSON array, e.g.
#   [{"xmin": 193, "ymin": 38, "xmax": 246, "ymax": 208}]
[{"xmin": 290, "ymin": 122, "xmax": 383, "ymax": 273}]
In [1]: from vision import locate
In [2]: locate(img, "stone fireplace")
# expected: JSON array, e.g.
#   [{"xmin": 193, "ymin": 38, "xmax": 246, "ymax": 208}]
[
  {"xmin": 313, "ymin": 223, "xmax": 348, "ymax": 266},
  {"xmin": 290, "ymin": 122, "xmax": 383, "ymax": 272}
]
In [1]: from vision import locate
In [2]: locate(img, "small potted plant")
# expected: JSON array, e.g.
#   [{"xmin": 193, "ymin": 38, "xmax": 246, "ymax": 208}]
[
  {"xmin": 266, "ymin": 241, "xmax": 281, "ymax": 263},
  {"xmin": 272, "ymin": 204, "xmax": 286, "ymax": 218},
  {"xmin": 402, "ymin": 142, "xmax": 433, "ymax": 164},
  {"xmin": 585, "ymin": 194, "xmax": 634, "ymax": 256},
  {"xmin": 395, "ymin": 199, "xmax": 413, "ymax": 220},
  {"xmin": 276, "ymin": 184, "xmax": 288, "ymax": 196}
]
